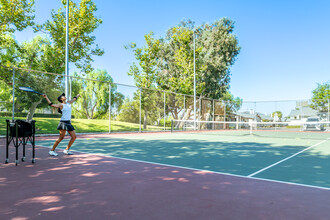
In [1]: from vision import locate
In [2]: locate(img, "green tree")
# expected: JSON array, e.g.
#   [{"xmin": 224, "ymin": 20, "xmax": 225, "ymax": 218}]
[
  {"xmin": 71, "ymin": 69, "xmax": 122, "ymax": 119},
  {"xmin": 34, "ymin": 0, "xmax": 104, "ymax": 73},
  {"xmin": 128, "ymin": 19, "xmax": 241, "ymax": 121},
  {"xmin": 0, "ymin": 36, "xmax": 19, "ymax": 82},
  {"xmin": 0, "ymin": 0, "xmax": 35, "ymax": 81},
  {"xmin": 271, "ymin": 111, "xmax": 283, "ymax": 120},
  {"xmin": 126, "ymin": 32, "xmax": 161, "ymax": 129},
  {"xmin": 156, "ymin": 21, "xmax": 202, "ymax": 121},
  {"xmin": 157, "ymin": 18, "xmax": 240, "ymax": 99},
  {"xmin": 116, "ymin": 98, "xmax": 140, "ymax": 124},
  {"xmin": 199, "ymin": 18, "xmax": 241, "ymax": 98},
  {"xmin": 0, "ymin": 0, "xmax": 35, "ymax": 44},
  {"xmin": 311, "ymin": 82, "xmax": 330, "ymax": 112},
  {"xmin": 222, "ymin": 91, "xmax": 242, "ymax": 120},
  {"xmin": 0, "ymin": 79, "xmax": 11, "ymax": 110},
  {"xmin": 0, "ymin": 0, "xmax": 105, "ymax": 119},
  {"xmin": 14, "ymin": 36, "xmax": 63, "ymax": 120}
]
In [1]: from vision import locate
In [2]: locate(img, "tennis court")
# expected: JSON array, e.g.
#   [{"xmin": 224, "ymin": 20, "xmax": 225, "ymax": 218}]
[
  {"xmin": 1, "ymin": 128, "xmax": 330, "ymax": 219},
  {"xmin": 36, "ymin": 128, "xmax": 330, "ymax": 189}
]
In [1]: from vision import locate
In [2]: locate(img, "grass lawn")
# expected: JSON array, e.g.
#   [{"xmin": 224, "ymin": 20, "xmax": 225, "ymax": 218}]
[{"xmin": 0, "ymin": 117, "xmax": 168, "ymax": 135}]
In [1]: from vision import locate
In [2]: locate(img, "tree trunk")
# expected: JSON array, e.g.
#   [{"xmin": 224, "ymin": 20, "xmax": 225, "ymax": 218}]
[
  {"xmin": 26, "ymin": 99, "xmax": 42, "ymax": 120},
  {"xmin": 83, "ymin": 99, "xmax": 90, "ymax": 119},
  {"xmin": 14, "ymin": 102, "xmax": 21, "ymax": 113},
  {"xmin": 90, "ymin": 101, "xmax": 97, "ymax": 119},
  {"xmin": 143, "ymin": 107, "xmax": 148, "ymax": 129}
]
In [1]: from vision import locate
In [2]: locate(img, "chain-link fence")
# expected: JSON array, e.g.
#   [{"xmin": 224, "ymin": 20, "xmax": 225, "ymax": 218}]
[
  {"xmin": 237, "ymin": 100, "xmax": 330, "ymax": 124},
  {"xmin": 1, "ymin": 66, "xmax": 329, "ymax": 135}
]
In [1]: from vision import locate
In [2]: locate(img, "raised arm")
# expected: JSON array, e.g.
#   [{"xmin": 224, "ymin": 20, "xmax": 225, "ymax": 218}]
[
  {"xmin": 67, "ymin": 94, "xmax": 80, "ymax": 104},
  {"xmin": 42, "ymin": 94, "xmax": 62, "ymax": 108}
]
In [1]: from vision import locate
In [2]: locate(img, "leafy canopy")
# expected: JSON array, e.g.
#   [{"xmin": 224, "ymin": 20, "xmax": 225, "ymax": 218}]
[
  {"xmin": 0, "ymin": 0, "xmax": 35, "ymax": 35},
  {"xmin": 34, "ymin": 0, "xmax": 104, "ymax": 73},
  {"xmin": 71, "ymin": 69, "xmax": 123, "ymax": 119},
  {"xmin": 311, "ymin": 81, "xmax": 330, "ymax": 112},
  {"xmin": 157, "ymin": 18, "xmax": 241, "ymax": 99}
]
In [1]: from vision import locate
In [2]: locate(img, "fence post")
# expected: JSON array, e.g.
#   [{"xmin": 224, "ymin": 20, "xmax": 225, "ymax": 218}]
[
  {"xmin": 199, "ymin": 97, "xmax": 202, "ymax": 121},
  {"xmin": 12, "ymin": 68, "xmax": 15, "ymax": 121},
  {"xmin": 109, "ymin": 84, "xmax": 112, "ymax": 133},
  {"xmin": 139, "ymin": 88, "xmax": 142, "ymax": 133},
  {"xmin": 164, "ymin": 91, "xmax": 166, "ymax": 131},
  {"xmin": 212, "ymin": 100, "xmax": 215, "ymax": 129},
  {"xmin": 212, "ymin": 99, "xmax": 215, "ymax": 121},
  {"xmin": 224, "ymin": 101, "xmax": 226, "ymax": 122},
  {"xmin": 254, "ymin": 101, "xmax": 257, "ymax": 122},
  {"xmin": 328, "ymin": 99, "xmax": 330, "ymax": 122}
]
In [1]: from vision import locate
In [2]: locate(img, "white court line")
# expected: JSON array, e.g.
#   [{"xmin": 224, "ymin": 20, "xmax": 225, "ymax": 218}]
[
  {"xmin": 248, "ymin": 138, "xmax": 330, "ymax": 177},
  {"xmin": 32, "ymin": 142, "xmax": 330, "ymax": 191}
]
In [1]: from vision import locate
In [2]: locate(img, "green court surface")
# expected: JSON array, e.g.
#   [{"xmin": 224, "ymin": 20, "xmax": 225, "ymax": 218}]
[{"xmin": 37, "ymin": 131, "xmax": 330, "ymax": 188}]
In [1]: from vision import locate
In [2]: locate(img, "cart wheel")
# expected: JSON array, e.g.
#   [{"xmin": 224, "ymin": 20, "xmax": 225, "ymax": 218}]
[
  {"xmin": 5, "ymin": 159, "xmax": 9, "ymax": 164},
  {"xmin": 32, "ymin": 159, "xmax": 35, "ymax": 164},
  {"xmin": 21, "ymin": 157, "xmax": 26, "ymax": 162}
]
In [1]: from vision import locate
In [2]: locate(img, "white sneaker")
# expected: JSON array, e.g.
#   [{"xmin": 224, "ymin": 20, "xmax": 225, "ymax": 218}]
[
  {"xmin": 63, "ymin": 149, "xmax": 73, "ymax": 155},
  {"xmin": 49, "ymin": 151, "xmax": 58, "ymax": 156}
]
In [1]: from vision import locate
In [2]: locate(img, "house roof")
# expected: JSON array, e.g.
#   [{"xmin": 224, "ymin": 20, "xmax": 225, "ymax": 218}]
[
  {"xmin": 257, "ymin": 113, "xmax": 274, "ymax": 121},
  {"xmin": 235, "ymin": 112, "xmax": 255, "ymax": 119},
  {"xmin": 288, "ymin": 106, "xmax": 318, "ymax": 117},
  {"xmin": 235, "ymin": 111, "xmax": 273, "ymax": 121}
]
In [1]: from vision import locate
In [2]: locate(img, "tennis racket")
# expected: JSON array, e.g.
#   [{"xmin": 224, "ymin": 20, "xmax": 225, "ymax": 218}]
[{"xmin": 19, "ymin": 87, "xmax": 43, "ymax": 95}]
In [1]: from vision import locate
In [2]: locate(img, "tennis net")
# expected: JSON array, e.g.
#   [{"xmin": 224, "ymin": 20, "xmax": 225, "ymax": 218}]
[{"xmin": 171, "ymin": 120, "xmax": 330, "ymax": 140}]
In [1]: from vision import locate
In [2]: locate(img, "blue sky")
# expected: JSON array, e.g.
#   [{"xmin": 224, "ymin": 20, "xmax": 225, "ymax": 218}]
[{"xmin": 15, "ymin": 0, "xmax": 330, "ymax": 103}]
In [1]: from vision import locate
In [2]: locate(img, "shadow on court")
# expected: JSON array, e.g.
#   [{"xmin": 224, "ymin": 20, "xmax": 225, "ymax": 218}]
[
  {"xmin": 1, "ymin": 137, "xmax": 330, "ymax": 220},
  {"xmin": 37, "ymin": 135, "xmax": 330, "ymax": 188}
]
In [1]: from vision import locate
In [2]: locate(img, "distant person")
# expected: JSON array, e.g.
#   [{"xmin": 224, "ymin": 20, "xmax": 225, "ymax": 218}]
[{"xmin": 42, "ymin": 93, "xmax": 80, "ymax": 156}]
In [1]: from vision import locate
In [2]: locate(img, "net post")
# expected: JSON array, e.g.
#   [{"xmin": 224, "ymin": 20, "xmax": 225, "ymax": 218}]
[
  {"xmin": 171, "ymin": 119, "xmax": 173, "ymax": 133},
  {"xmin": 139, "ymin": 88, "xmax": 142, "ymax": 133},
  {"xmin": 164, "ymin": 91, "xmax": 166, "ymax": 131},
  {"xmin": 12, "ymin": 68, "xmax": 15, "ymax": 121},
  {"xmin": 300, "ymin": 104, "xmax": 303, "ymax": 131},
  {"xmin": 199, "ymin": 97, "xmax": 202, "ymax": 121},
  {"xmin": 109, "ymin": 83, "xmax": 112, "ymax": 134}
]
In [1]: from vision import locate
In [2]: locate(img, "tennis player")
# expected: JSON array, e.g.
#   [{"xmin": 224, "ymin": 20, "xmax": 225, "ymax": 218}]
[{"xmin": 42, "ymin": 93, "xmax": 80, "ymax": 156}]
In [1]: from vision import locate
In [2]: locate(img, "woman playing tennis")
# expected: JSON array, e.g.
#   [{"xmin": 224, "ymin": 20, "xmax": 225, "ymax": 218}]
[{"xmin": 42, "ymin": 93, "xmax": 80, "ymax": 156}]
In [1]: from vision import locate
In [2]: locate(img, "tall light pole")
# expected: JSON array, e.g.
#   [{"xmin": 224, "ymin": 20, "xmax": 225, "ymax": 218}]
[
  {"xmin": 12, "ymin": 68, "xmax": 15, "ymax": 121},
  {"xmin": 65, "ymin": 0, "xmax": 70, "ymax": 99},
  {"xmin": 193, "ymin": 30, "xmax": 196, "ymax": 130}
]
